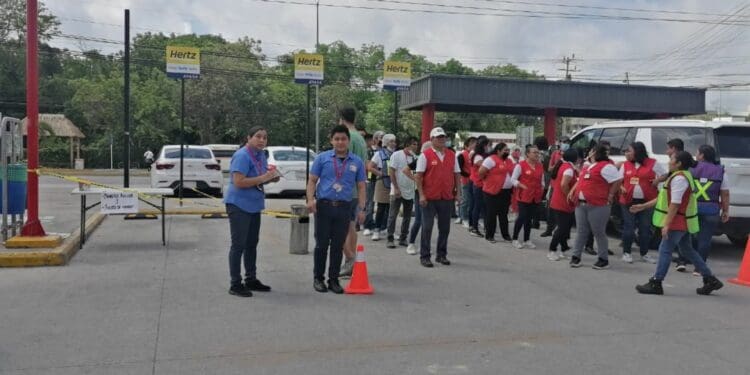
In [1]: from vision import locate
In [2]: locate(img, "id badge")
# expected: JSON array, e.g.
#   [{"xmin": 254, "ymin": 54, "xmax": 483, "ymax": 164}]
[
  {"xmin": 333, "ymin": 183, "xmax": 343, "ymax": 192},
  {"xmin": 630, "ymin": 177, "xmax": 639, "ymax": 185},
  {"xmin": 584, "ymin": 173, "xmax": 591, "ymax": 180}
]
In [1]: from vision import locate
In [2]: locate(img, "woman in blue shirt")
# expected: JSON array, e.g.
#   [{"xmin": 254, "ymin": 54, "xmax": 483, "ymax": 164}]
[{"xmin": 224, "ymin": 126, "xmax": 279, "ymax": 297}]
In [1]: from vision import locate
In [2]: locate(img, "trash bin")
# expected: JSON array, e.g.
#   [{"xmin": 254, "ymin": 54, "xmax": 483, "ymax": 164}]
[
  {"xmin": 289, "ymin": 204, "xmax": 310, "ymax": 255},
  {"xmin": 75, "ymin": 158, "xmax": 85, "ymax": 170},
  {"xmin": 0, "ymin": 163, "xmax": 27, "ymax": 215}
]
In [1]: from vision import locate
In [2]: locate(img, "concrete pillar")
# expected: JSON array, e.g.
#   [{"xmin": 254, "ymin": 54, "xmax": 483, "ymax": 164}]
[
  {"xmin": 421, "ymin": 104, "xmax": 435, "ymax": 144},
  {"xmin": 544, "ymin": 107, "xmax": 557, "ymax": 146}
]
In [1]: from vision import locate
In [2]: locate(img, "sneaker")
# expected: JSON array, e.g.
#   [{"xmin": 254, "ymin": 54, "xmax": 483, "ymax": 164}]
[
  {"xmin": 502, "ymin": 235, "xmax": 512, "ymax": 242},
  {"xmin": 547, "ymin": 251, "xmax": 560, "ymax": 261},
  {"xmin": 557, "ymin": 250, "xmax": 568, "ymax": 259},
  {"xmin": 398, "ymin": 240, "xmax": 409, "ymax": 247},
  {"xmin": 584, "ymin": 246, "xmax": 596, "ymax": 256},
  {"xmin": 512, "ymin": 240, "xmax": 524, "ymax": 249},
  {"xmin": 313, "ymin": 279, "xmax": 328, "ymax": 293},
  {"xmin": 675, "ymin": 262, "xmax": 687, "ymax": 272},
  {"xmin": 462, "ymin": 222, "xmax": 470, "ymax": 229},
  {"xmin": 636, "ymin": 277, "xmax": 664, "ymax": 295},
  {"xmin": 524, "ymin": 241, "xmax": 537, "ymax": 249},
  {"xmin": 245, "ymin": 278, "xmax": 271, "ymax": 292},
  {"xmin": 371, "ymin": 231, "xmax": 381, "ymax": 241},
  {"xmin": 469, "ymin": 228, "xmax": 483, "ymax": 237},
  {"xmin": 454, "ymin": 218, "xmax": 462, "ymax": 224},
  {"xmin": 363, "ymin": 229, "xmax": 372, "ymax": 236},
  {"xmin": 386, "ymin": 240, "xmax": 396, "ymax": 248},
  {"xmin": 435, "ymin": 256, "xmax": 451, "ymax": 265},
  {"xmin": 540, "ymin": 231, "xmax": 553, "ymax": 238},
  {"xmin": 622, "ymin": 253, "xmax": 633, "ymax": 264},
  {"xmin": 486, "ymin": 237, "xmax": 497, "ymax": 244},
  {"xmin": 339, "ymin": 258, "xmax": 354, "ymax": 278},
  {"xmin": 696, "ymin": 275, "xmax": 723, "ymax": 295},
  {"xmin": 420, "ymin": 258, "xmax": 434, "ymax": 268},
  {"xmin": 692, "ymin": 271, "xmax": 701, "ymax": 277},
  {"xmin": 228, "ymin": 284, "xmax": 253, "ymax": 297},
  {"xmin": 406, "ymin": 244, "xmax": 417, "ymax": 255},
  {"xmin": 607, "ymin": 249, "xmax": 615, "ymax": 256},
  {"xmin": 327, "ymin": 279, "xmax": 344, "ymax": 294},
  {"xmin": 640, "ymin": 254, "xmax": 657, "ymax": 264},
  {"xmin": 592, "ymin": 258, "xmax": 610, "ymax": 270},
  {"xmin": 569, "ymin": 256, "xmax": 582, "ymax": 268}
]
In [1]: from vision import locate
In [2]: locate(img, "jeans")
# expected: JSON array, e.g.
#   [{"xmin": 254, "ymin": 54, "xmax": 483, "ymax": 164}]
[
  {"xmin": 694, "ymin": 214, "xmax": 720, "ymax": 261},
  {"xmin": 621, "ymin": 202, "xmax": 653, "ymax": 256},
  {"xmin": 313, "ymin": 200, "xmax": 351, "ymax": 281},
  {"xmin": 363, "ymin": 180, "xmax": 376, "ymax": 230},
  {"xmin": 572, "ymin": 204, "xmax": 611, "ymax": 261},
  {"xmin": 654, "ymin": 230, "xmax": 713, "ymax": 281},
  {"xmin": 460, "ymin": 181, "xmax": 473, "ymax": 222},
  {"xmin": 470, "ymin": 185, "xmax": 484, "ymax": 230},
  {"xmin": 374, "ymin": 202, "xmax": 390, "ymax": 232},
  {"xmin": 387, "ymin": 196, "xmax": 414, "ymax": 242},
  {"xmin": 484, "ymin": 189, "xmax": 512, "ymax": 240},
  {"xmin": 420, "ymin": 200, "xmax": 452, "ymax": 260},
  {"xmin": 409, "ymin": 191, "xmax": 422, "ymax": 244},
  {"xmin": 549, "ymin": 209, "xmax": 574, "ymax": 251},
  {"xmin": 513, "ymin": 201, "xmax": 539, "ymax": 242},
  {"xmin": 227, "ymin": 204, "xmax": 261, "ymax": 287}
]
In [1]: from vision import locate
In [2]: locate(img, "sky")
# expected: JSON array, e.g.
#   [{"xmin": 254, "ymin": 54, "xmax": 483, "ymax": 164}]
[{"xmin": 44, "ymin": 0, "xmax": 750, "ymax": 115}]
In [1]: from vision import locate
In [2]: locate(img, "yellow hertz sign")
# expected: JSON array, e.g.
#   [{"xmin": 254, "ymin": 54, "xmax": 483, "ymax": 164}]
[
  {"xmin": 383, "ymin": 61, "xmax": 411, "ymax": 91},
  {"xmin": 294, "ymin": 53, "xmax": 324, "ymax": 84},
  {"xmin": 166, "ymin": 46, "xmax": 200, "ymax": 79}
]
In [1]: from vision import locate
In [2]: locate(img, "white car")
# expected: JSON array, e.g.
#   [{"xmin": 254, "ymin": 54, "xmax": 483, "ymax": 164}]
[
  {"xmin": 205, "ymin": 144, "xmax": 240, "ymax": 172},
  {"xmin": 262, "ymin": 146, "xmax": 316, "ymax": 196},
  {"xmin": 150, "ymin": 145, "xmax": 224, "ymax": 197}
]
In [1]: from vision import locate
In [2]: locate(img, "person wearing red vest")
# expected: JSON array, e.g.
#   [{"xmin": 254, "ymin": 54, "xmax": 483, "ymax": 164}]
[
  {"xmin": 478, "ymin": 143, "xmax": 515, "ymax": 243},
  {"xmin": 569, "ymin": 146, "xmax": 623, "ymax": 270},
  {"xmin": 509, "ymin": 145, "xmax": 545, "ymax": 249},
  {"xmin": 619, "ymin": 142, "xmax": 664, "ymax": 265},
  {"xmin": 468, "ymin": 136, "xmax": 490, "ymax": 237},
  {"xmin": 547, "ymin": 148, "xmax": 579, "ymax": 261},
  {"xmin": 631, "ymin": 151, "xmax": 723, "ymax": 296},
  {"xmin": 456, "ymin": 137, "xmax": 477, "ymax": 227},
  {"xmin": 416, "ymin": 127, "xmax": 462, "ymax": 268}
]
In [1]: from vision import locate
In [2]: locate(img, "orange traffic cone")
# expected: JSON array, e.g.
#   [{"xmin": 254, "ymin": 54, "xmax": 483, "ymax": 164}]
[
  {"xmin": 345, "ymin": 244, "xmax": 374, "ymax": 294},
  {"xmin": 729, "ymin": 235, "xmax": 750, "ymax": 287}
]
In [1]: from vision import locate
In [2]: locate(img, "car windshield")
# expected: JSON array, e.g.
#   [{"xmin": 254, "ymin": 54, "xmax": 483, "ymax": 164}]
[
  {"xmin": 650, "ymin": 127, "xmax": 709, "ymax": 155},
  {"xmin": 163, "ymin": 148, "xmax": 213, "ymax": 159},
  {"xmin": 272, "ymin": 150, "xmax": 314, "ymax": 161},
  {"xmin": 715, "ymin": 126, "xmax": 750, "ymax": 159}
]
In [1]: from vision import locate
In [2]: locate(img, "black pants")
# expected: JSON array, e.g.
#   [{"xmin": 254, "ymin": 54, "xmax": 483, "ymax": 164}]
[
  {"xmin": 420, "ymin": 200, "xmax": 452, "ymax": 260},
  {"xmin": 549, "ymin": 209, "xmax": 574, "ymax": 251},
  {"xmin": 227, "ymin": 204, "xmax": 261, "ymax": 287},
  {"xmin": 374, "ymin": 202, "xmax": 390, "ymax": 232},
  {"xmin": 544, "ymin": 188, "xmax": 557, "ymax": 234},
  {"xmin": 513, "ymin": 201, "xmax": 539, "ymax": 242},
  {"xmin": 484, "ymin": 189, "xmax": 512, "ymax": 240},
  {"xmin": 313, "ymin": 200, "xmax": 351, "ymax": 281}
]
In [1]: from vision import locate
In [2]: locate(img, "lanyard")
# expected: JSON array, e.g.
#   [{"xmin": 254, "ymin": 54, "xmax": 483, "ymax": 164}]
[
  {"xmin": 246, "ymin": 145, "xmax": 265, "ymax": 176},
  {"xmin": 333, "ymin": 154, "xmax": 348, "ymax": 181}
]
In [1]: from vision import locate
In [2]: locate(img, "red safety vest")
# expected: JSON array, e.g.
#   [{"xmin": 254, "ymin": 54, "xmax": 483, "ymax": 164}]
[
  {"xmin": 422, "ymin": 148, "xmax": 457, "ymax": 201},
  {"xmin": 482, "ymin": 155, "xmax": 513, "ymax": 195},
  {"xmin": 460, "ymin": 150, "xmax": 471, "ymax": 185},
  {"xmin": 517, "ymin": 160, "xmax": 544, "ymax": 203},
  {"xmin": 469, "ymin": 153, "xmax": 484, "ymax": 188},
  {"xmin": 577, "ymin": 162, "xmax": 611, "ymax": 206},
  {"xmin": 665, "ymin": 171, "xmax": 692, "ymax": 232},
  {"xmin": 550, "ymin": 162, "xmax": 577, "ymax": 213},
  {"xmin": 620, "ymin": 158, "xmax": 659, "ymax": 205}
]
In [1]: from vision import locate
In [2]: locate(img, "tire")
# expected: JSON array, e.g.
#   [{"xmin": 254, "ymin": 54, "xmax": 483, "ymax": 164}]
[{"xmin": 727, "ymin": 234, "xmax": 748, "ymax": 249}]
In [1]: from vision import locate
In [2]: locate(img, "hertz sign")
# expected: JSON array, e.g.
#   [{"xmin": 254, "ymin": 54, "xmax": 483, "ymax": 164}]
[
  {"xmin": 166, "ymin": 46, "xmax": 200, "ymax": 79},
  {"xmin": 294, "ymin": 53, "xmax": 324, "ymax": 85},
  {"xmin": 383, "ymin": 61, "xmax": 411, "ymax": 91}
]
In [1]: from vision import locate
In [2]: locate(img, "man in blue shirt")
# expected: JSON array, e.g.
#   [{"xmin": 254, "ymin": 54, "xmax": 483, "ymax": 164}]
[{"xmin": 306, "ymin": 125, "xmax": 366, "ymax": 294}]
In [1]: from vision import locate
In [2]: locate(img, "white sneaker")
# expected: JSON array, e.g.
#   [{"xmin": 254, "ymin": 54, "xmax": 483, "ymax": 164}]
[
  {"xmin": 371, "ymin": 232, "xmax": 380, "ymax": 241},
  {"xmin": 512, "ymin": 240, "xmax": 524, "ymax": 249},
  {"xmin": 454, "ymin": 218, "xmax": 462, "ymax": 224},
  {"xmin": 406, "ymin": 244, "xmax": 417, "ymax": 255},
  {"xmin": 363, "ymin": 229, "xmax": 372, "ymax": 236},
  {"xmin": 556, "ymin": 250, "xmax": 567, "ymax": 259},
  {"xmin": 547, "ymin": 251, "xmax": 560, "ymax": 261},
  {"xmin": 640, "ymin": 254, "xmax": 657, "ymax": 264},
  {"xmin": 462, "ymin": 222, "xmax": 470, "ymax": 229},
  {"xmin": 524, "ymin": 241, "xmax": 536, "ymax": 249},
  {"xmin": 622, "ymin": 253, "xmax": 634, "ymax": 264}
]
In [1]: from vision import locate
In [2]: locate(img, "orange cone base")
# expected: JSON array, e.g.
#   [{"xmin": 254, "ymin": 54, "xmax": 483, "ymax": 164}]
[{"xmin": 729, "ymin": 278, "xmax": 750, "ymax": 287}]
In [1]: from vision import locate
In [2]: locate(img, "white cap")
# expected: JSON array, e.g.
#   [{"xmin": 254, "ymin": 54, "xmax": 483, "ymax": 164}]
[{"xmin": 430, "ymin": 127, "xmax": 447, "ymax": 138}]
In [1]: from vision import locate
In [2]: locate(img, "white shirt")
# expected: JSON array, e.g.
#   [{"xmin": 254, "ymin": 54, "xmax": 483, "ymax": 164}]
[
  {"xmin": 618, "ymin": 161, "xmax": 668, "ymax": 199},
  {"xmin": 370, "ymin": 148, "xmax": 394, "ymax": 169},
  {"xmin": 579, "ymin": 162, "xmax": 622, "ymax": 200},
  {"xmin": 389, "ymin": 150, "xmax": 416, "ymax": 200},
  {"xmin": 510, "ymin": 163, "xmax": 546, "ymax": 189},
  {"xmin": 669, "ymin": 175, "xmax": 689, "ymax": 204},
  {"xmin": 144, "ymin": 151, "xmax": 154, "ymax": 159},
  {"xmin": 560, "ymin": 162, "xmax": 576, "ymax": 178},
  {"xmin": 482, "ymin": 157, "xmax": 514, "ymax": 189},
  {"xmin": 416, "ymin": 148, "xmax": 462, "ymax": 173}
]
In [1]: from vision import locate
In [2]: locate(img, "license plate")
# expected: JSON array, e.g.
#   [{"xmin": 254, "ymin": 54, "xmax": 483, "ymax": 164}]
[{"xmin": 182, "ymin": 181, "xmax": 197, "ymax": 188}]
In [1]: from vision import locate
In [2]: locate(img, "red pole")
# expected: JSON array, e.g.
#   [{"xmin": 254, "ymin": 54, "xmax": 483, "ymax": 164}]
[
  {"xmin": 421, "ymin": 104, "xmax": 435, "ymax": 144},
  {"xmin": 22, "ymin": 0, "xmax": 46, "ymax": 236},
  {"xmin": 544, "ymin": 107, "xmax": 557, "ymax": 147}
]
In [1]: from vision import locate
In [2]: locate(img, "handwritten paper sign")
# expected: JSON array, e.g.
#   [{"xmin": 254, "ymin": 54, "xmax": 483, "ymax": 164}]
[{"xmin": 100, "ymin": 190, "xmax": 139, "ymax": 214}]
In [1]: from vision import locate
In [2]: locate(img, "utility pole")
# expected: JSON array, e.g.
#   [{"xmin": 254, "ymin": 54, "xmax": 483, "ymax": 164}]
[
  {"xmin": 314, "ymin": 0, "xmax": 320, "ymax": 153},
  {"xmin": 623, "ymin": 72, "xmax": 630, "ymax": 85},
  {"xmin": 123, "ymin": 9, "xmax": 130, "ymax": 187},
  {"xmin": 558, "ymin": 54, "xmax": 579, "ymax": 81}
]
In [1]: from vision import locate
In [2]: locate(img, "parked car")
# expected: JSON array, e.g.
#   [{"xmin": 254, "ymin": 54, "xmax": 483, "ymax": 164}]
[
  {"xmin": 150, "ymin": 145, "xmax": 224, "ymax": 197},
  {"xmin": 569, "ymin": 119, "xmax": 750, "ymax": 248},
  {"xmin": 205, "ymin": 144, "xmax": 240, "ymax": 172},
  {"xmin": 262, "ymin": 146, "xmax": 316, "ymax": 196}
]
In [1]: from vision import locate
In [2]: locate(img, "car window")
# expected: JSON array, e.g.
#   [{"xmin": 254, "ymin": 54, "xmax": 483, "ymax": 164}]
[
  {"xmin": 211, "ymin": 150, "xmax": 236, "ymax": 158},
  {"xmin": 571, "ymin": 128, "xmax": 602, "ymax": 151},
  {"xmin": 271, "ymin": 150, "xmax": 314, "ymax": 161},
  {"xmin": 651, "ymin": 127, "xmax": 709, "ymax": 155},
  {"xmin": 163, "ymin": 148, "xmax": 213, "ymax": 159},
  {"xmin": 598, "ymin": 128, "xmax": 631, "ymax": 156},
  {"xmin": 714, "ymin": 127, "xmax": 750, "ymax": 159}
]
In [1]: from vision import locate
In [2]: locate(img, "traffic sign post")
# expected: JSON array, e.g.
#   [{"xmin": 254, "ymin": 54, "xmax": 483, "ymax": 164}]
[
  {"xmin": 294, "ymin": 53, "xmax": 324, "ymax": 190},
  {"xmin": 383, "ymin": 61, "xmax": 411, "ymax": 134}
]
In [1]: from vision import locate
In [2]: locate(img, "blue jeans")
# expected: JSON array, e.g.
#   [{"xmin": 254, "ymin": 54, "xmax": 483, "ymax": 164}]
[
  {"xmin": 227, "ymin": 204, "xmax": 261, "ymax": 287},
  {"xmin": 461, "ymin": 181, "xmax": 473, "ymax": 222},
  {"xmin": 363, "ymin": 180, "xmax": 376, "ymax": 230},
  {"xmin": 694, "ymin": 214, "xmax": 720, "ymax": 261},
  {"xmin": 621, "ymin": 203, "xmax": 653, "ymax": 256},
  {"xmin": 409, "ymin": 191, "xmax": 422, "ymax": 244},
  {"xmin": 654, "ymin": 230, "xmax": 713, "ymax": 281},
  {"xmin": 470, "ymin": 184, "xmax": 484, "ymax": 230}
]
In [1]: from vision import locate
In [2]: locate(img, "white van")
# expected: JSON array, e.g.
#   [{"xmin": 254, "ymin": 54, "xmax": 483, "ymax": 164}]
[
  {"xmin": 205, "ymin": 144, "xmax": 240, "ymax": 172},
  {"xmin": 569, "ymin": 119, "xmax": 750, "ymax": 248}
]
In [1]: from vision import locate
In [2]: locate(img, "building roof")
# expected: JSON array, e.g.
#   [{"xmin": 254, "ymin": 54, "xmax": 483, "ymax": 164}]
[{"xmin": 21, "ymin": 114, "xmax": 85, "ymax": 139}]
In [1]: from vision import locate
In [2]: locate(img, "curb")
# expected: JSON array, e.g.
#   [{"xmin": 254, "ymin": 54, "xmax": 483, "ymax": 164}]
[
  {"xmin": 39, "ymin": 169, "xmax": 150, "ymax": 177},
  {"xmin": 0, "ymin": 213, "xmax": 107, "ymax": 267}
]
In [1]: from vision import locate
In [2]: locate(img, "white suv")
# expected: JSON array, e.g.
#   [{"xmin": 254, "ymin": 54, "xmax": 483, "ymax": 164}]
[
  {"xmin": 570, "ymin": 119, "xmax": 750, "ymax": 248},
  {"xmin": 150, "ymin": 145, "xmax": 224, "ymax": 197}
]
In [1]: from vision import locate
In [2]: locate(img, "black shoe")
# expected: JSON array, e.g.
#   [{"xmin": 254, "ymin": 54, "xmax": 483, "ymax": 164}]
[
  {"xmin": 245, "ymin": 278, "xmax": 271, "ymax": 292},
  {"xmin": 502, "ymin": 235, "xmax": 512, "ymax": 242},
  {"xmin": 592, "ymin": 258, "xmax": 610, "ymax": 270},
  {"xmin": 421, "ymin": 258, "xmax": 434, "ymax": 268},
  {"xmin": 540, "ymin": 231, "xmax": 553, "ymax": 238},
  {"xmin": 561, "ymin": 243, "xmax": 571, "ymax": 252},
  {"xmin": 696, "ymin": 275, "xmax": 723, "ymax": 295},
  {"xmin": 636, "ymin": 277, "xmax": 664, "ymax": 295},
  {"xmin": 584, "ymin": 246, "xmax": 596, "ymax": 256},
  {"xmin": 486, "ymin": 237, "xmax": 497, "ymax": 244},
  {"xmin": 228, "ymin": 284, "xmax": 253, "ymax": 297},
  {"xmin": 386, "ymin": 240, "xmax": 397, "ymax": 249},
  {"xmin": 314, "ymin": 279, "xmax": 328, "ymax": 293},
  {"xmin": 676, "ymin": 262, "xmax": 687, "ymax": 272},
  {"xmin": 398, "ymin": 240, "xmax": 409, "ymax": 247},
  {"xmin": 469, "ymin": 228, "xmax": 483, "ymax": 237},
  {"xmin": 569, "ymin": 256, "xmax": 582, "ymax": 268},
  {"xmin": 607, "ymin": 249, "xmax": 615, "ymax": 256},
  {"xmin": 435, "ymin": 257, "xmax": 451, "ymax": 265},
  {"xmin": 328, "ymin": 279, "xmax": 344, "ymax": 294}
]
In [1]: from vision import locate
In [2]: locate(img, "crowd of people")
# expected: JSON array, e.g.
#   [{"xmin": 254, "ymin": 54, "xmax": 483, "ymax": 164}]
[{"xmin": 222, "ymin": 106, "xmax": 730, "ymax": 298}]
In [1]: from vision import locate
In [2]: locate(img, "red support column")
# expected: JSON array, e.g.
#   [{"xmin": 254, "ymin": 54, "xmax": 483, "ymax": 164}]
[
  {"xmin": 421, "ymin": 104, "xmax": 435, "ymax": 144},
  {"xmin": 22, "ymin": 0, "xmax": 46, "ymax": 236},
  {"xmin": 544, "ymin": 107, "xmax": 557, "ymax": 147}
]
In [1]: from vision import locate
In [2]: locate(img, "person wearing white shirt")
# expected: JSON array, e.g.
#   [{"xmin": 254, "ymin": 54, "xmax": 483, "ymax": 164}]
[
  {"xmin": 368, "ymin": 134, "xmax": 396, "ymax": 241},
  {"xmin": 385, "ymin": 137, "xmax": 419, "ymax": 248}
]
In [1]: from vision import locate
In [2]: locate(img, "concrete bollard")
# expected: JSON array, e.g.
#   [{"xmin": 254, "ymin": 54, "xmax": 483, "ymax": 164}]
[{"xmin": 289, "ymin": 204, "xmax": 309, "ymax": 254}]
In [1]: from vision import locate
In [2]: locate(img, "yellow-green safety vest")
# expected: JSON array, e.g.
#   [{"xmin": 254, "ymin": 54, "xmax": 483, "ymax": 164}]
[{"xmin": 652, "ymin": 170, "xmax": 699, "ymax": 234}]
